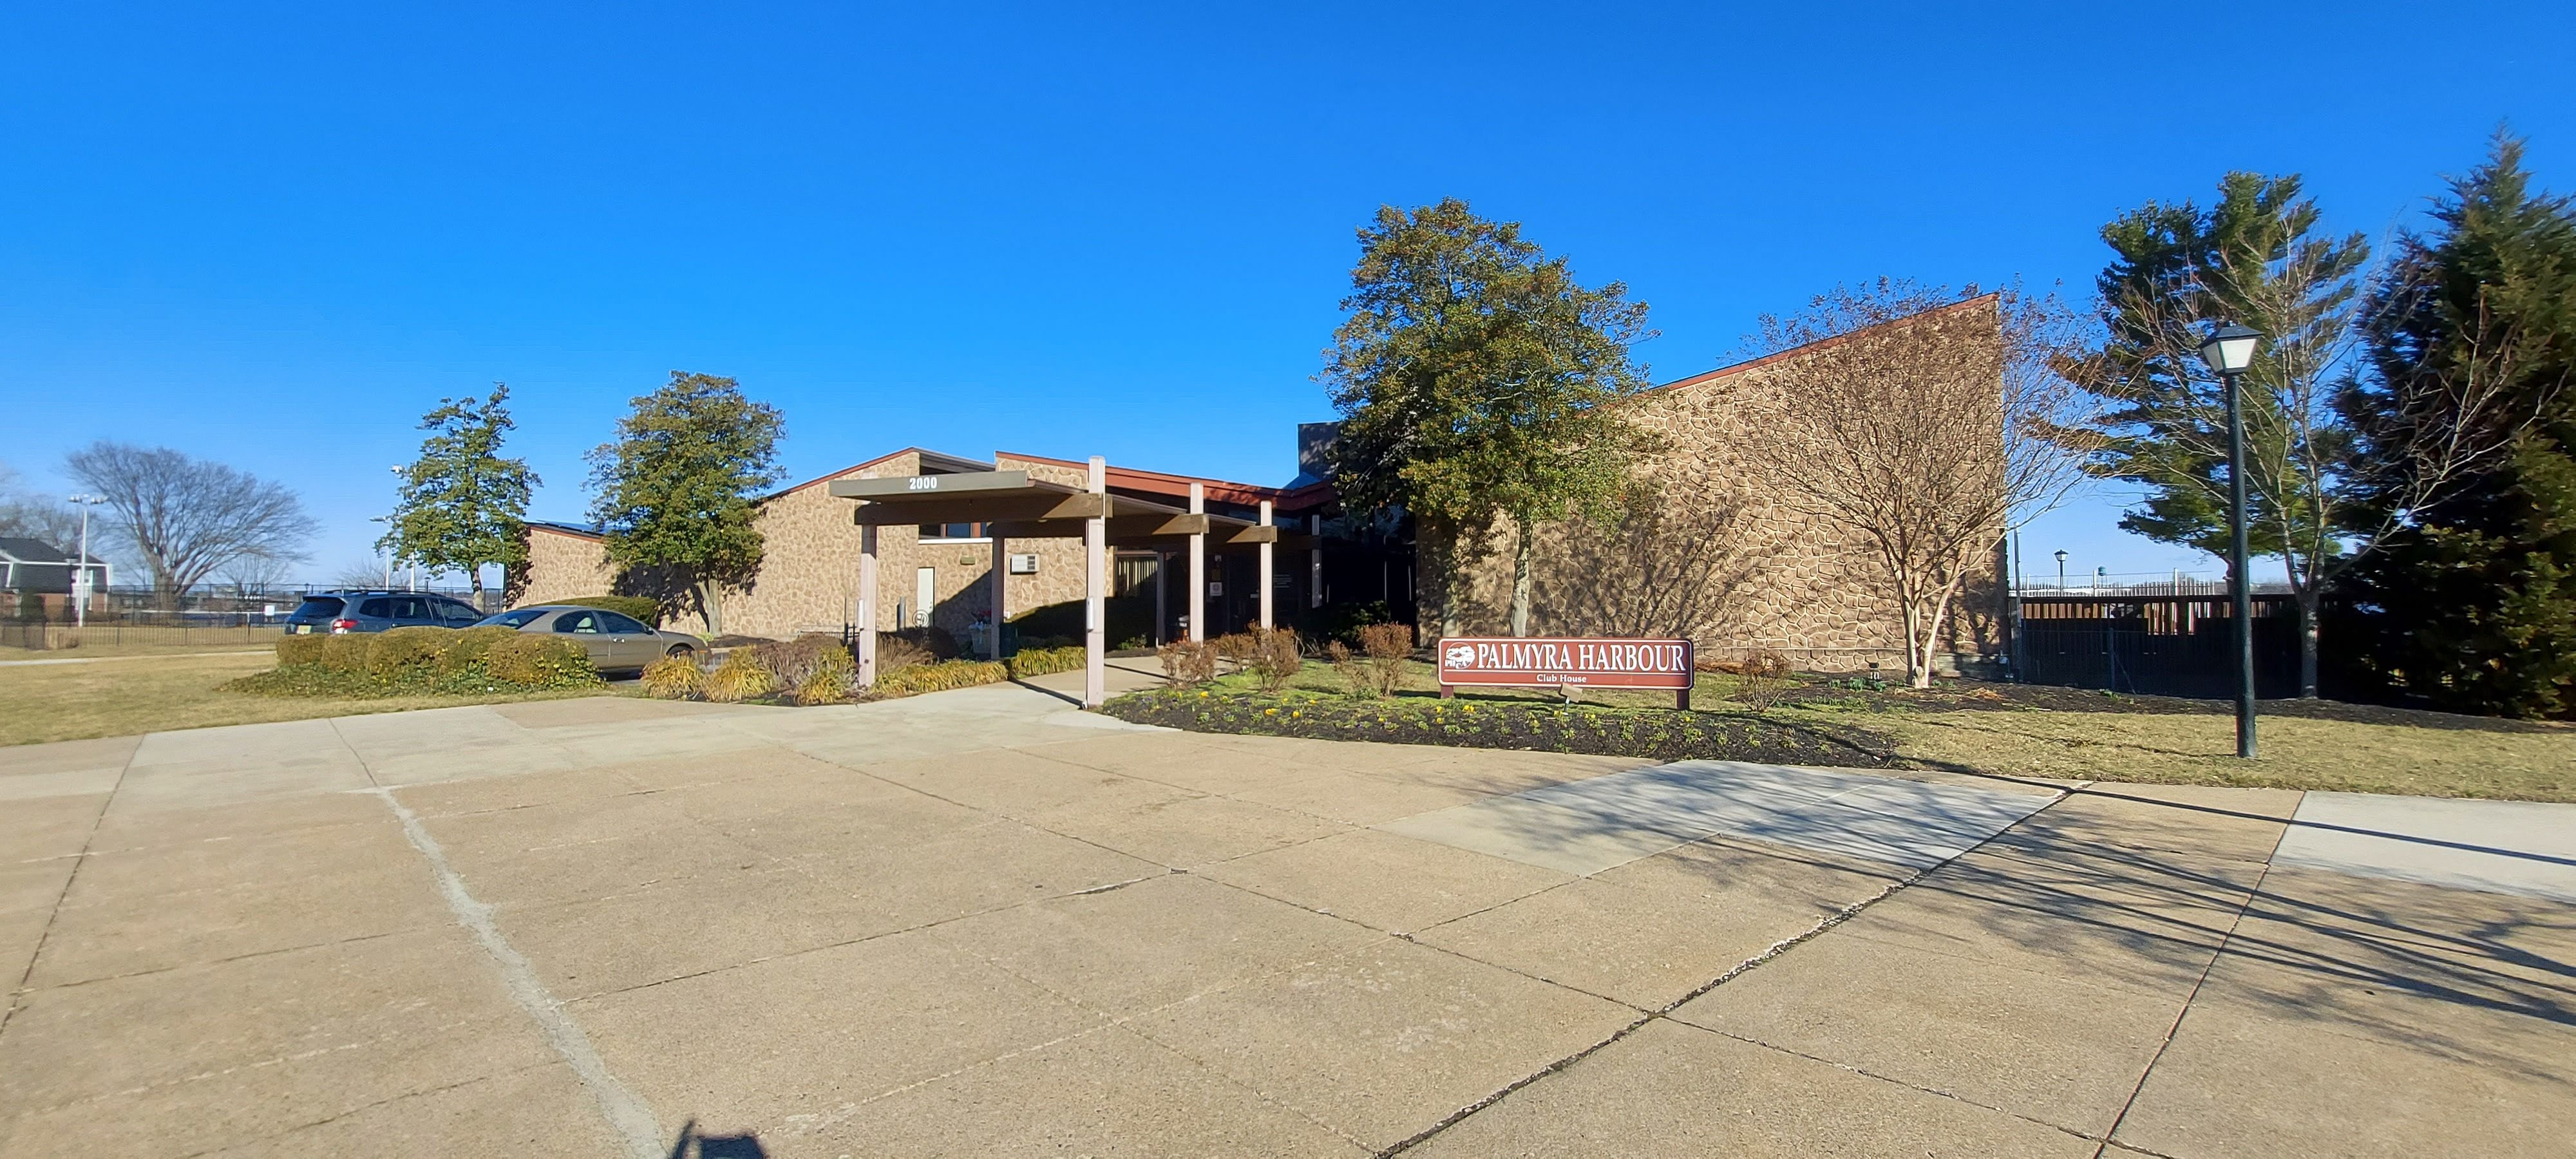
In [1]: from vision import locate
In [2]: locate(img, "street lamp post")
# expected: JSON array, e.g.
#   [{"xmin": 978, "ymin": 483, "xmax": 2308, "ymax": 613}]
[
  {"xmin": 67, "ymin": 494, "xmax": 106, "ymax": 628},
  {"xmin": 388, "ymin": 466, "xmax": 417, "ymax": 591},
  {"xmin": 2054, "ymin": 549, "xmax": 2068, "ymax": 593},
  {"xmin": 2199, "ymin": 322, "xmax": 2263, "ymax": 760}
]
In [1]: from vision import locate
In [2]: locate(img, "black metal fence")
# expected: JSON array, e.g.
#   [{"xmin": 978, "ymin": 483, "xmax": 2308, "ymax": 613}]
[{"xmin": 2014, "ymin": 593, "xmax": 2302, "ymax": 699}]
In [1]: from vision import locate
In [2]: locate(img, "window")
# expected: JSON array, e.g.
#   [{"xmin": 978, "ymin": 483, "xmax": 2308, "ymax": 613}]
[
  {"xmin": 596, "ymin": 612, "xmax": 650, "ymax": 634},
  {"xmin": 436, "ymin": 599, "xmax": 482, "ymax": 625},
  {"xmin": 1113, "ymin": 554, "xmax": 1159, "ymax": 598},
  {"xmin": 917, "ymin": 522, "xmax": 987, "ymax": 542},
  {"xmin": 390, "ymin": 596, "xmax": 429, "ymax": 620},
  {"xmin": 479, "ymin": 608, "xmax": 545, "ymax": 628},
  {"xmin": 553, "ymin": 610, "xmax": 604, "ymax": 634},
  {"xmin": 357, "ymin": 598, "xmax": 392, "ymax": 617},
  {"xmin": 291, "ymin": 598, "xmax": 345, "ymax": 619}
]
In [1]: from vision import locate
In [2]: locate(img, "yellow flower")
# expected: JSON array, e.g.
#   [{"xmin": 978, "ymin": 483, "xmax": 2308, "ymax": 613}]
[
  {"xmin": 1462, "ymin": 704, "xmax": 1475, "ymax": 713},
  {"xmin": 1264, "ymin": 708, "xmax": 1278, "ymax": 716},
  {"xmin": 1291, "ymin": 710, "xmax": 1302, "ymax": 718}
]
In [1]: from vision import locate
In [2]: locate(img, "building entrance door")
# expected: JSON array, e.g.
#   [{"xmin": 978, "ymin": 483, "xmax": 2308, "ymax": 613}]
[{"xmin": 914, "ymin": 567, "xmax": 936, "ymax": 628}]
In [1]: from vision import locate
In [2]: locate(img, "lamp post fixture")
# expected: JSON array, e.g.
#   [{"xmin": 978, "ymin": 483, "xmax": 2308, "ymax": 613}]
[
  {"xmin": 2199, "ymin": 321, "xmax": 2263, "ymax": 759},
  {"xmin": 369, "ymin": 516, "xmax": 393, "ymax": 589},
  {"xmin": 388, "ymin": 466, "xmax": 417, "ymax": 591},
  {"xmin": 67, "ymin": 494, "xmax": 106, "ymax": 628},
  {"xmin": 2053, "ymin": 549, "xmax": 2068, "ymax": 592}
]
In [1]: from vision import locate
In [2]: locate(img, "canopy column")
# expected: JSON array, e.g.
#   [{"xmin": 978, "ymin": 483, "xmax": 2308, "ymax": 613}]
[
  {"xmin": 1258, "ymin": 500, "xmax": 1274, "ymax": 630},
  {"xmin": 1084, "ymin": 456, "xmax": 1106, "ymax": 708},
  {"xmin": 856, "ymin": 524, "xmax": 880, "ymax": 687},
  {"xmin": 1187, "ymin": 482, "xmax": 1206, "ymax": 642},
  {"xmin": 989, "ymin": 533, "xmax": 1007, "ymax": 661},
  {"xmin": 1153, "ymin": 549, "xmax": 1168, "ymax": 645}
]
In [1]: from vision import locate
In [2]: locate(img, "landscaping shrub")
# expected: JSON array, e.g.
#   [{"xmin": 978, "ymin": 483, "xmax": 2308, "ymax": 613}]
[
  {"xmin": 276, "ymin": 634, "xmax": 326, "ymax": 665},
  {"xmin": 1356, "ymin": 623, "xmax": 1414, "ymax": 697},
  {"xmin": 700, "ymin": 650, "xmax": 777, "ymax": 703},
  {"xmin": 1212, "ymin": 632, "xmax": 1258, "ymax": 668},
  {"xmin": 1005, "ymin": 645, "xmax": 1086, "ymax": 680},
  {"xmin": 888, "ymin": 625, "xmax": 960, "ymax": 661},
  {"xmin": 750, "ymin": 634, "xmax": 853, "ymax": 689},
  {"xmin": 556, "ymin": 595, "xmax": 661, "ymax": 625},
  {"xmin": 1249, "ymin": 628, "xmax": 1302, "ymax": 693},
  {"xmin": 873, "ymin": 659, "xmax": 1008, "ymax": 695},
  {"xmin": 438, "ymin": 625, "xmax": 522, "ymax": 673},
  {"xmin": 1325, "ymin": 640, "xmax": 1368, "ymax": 697},
  {"xmin": 640, "ymin": 656, "xmax": 703, "ymax": 699},
  {"xmin": 484, "ymin": 634, "xmax": 600, "ymax": 688},
  {"xmin": 368, "ymin": 626, "xmax": 453, "ymax": 682},
  {"xmin": 1157, "ymin": 639, "xmax": 1217, "ymax": 685},
  {"xmin": 318, "ymin": 633, "xmax": 375, "ymax": 676},
  {"xmin": 876, "ymin": 634, "xmax": 936, "ymax": 672}
]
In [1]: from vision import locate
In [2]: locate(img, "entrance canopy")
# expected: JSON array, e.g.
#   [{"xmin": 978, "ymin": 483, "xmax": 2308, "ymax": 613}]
[{"xmin": 832, "ymin": 465, "xmax": 1307, "ymax": 708}]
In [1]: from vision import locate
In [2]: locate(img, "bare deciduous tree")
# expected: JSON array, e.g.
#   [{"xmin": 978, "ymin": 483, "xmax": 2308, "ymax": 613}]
[
  {"xmin": 1534, "ymin": 480, "xmax": 1761, "ymax": 643},
  {"xmin": 0, "ymin": 462, "xmax": 86, "ymax": 547},
  {"xmin": 62, "ymin": 442, "xmax": 315, "ymax": 601},
  {"xmin": 1750, "ymin": 282, "xmax": 2099, "ymax": 688}
]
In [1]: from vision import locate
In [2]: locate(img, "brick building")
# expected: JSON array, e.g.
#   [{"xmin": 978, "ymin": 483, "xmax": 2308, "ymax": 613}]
[{"xmin": 509, "ymin": 299, "xmax": 2005, "ymax": 672}]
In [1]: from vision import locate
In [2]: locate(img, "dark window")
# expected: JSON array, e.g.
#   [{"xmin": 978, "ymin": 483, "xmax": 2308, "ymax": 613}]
[
  {"xmin": 554, "ymin": 610, "xmax": 603, "ymax": 634},
  {"xmin": 357, "ymin": 598, "xmax": 392, "ymax": 617},
  {"xmin": 291, "ymin": 598, "xmax": 346, "ymax": 619},
  {"xmin": 479, "ymin": 608, "xmax": 545, "ymax": 628},
  {"xmin": 918, "ymin": 522, "xmax": 985, "ymax": 541},
  {"xmin": 389, "ymin": 596, "xmax": 428, "ymax": 620},
  {"xmin": 596, "ymin": 612, "xmax": 650, "ymax": 634}
]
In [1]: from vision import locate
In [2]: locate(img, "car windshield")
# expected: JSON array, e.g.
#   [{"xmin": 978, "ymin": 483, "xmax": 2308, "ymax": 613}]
[
  {"xmin": 290, "ymin": 598, "xmax": 345, "ymax": 619},
  {"xmin": 477, "ymin": 608, "xmax": 548, "ymax": 628}
]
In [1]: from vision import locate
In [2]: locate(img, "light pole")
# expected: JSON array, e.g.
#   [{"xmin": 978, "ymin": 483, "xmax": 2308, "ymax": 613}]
[
  {"xmin": 2054, "ymin": 549, "xmax": 2068, "ymax": 593},
  {"xmin": 2199, "ymin": 322, "xmax": 2263, "ymax": 759},
  {"xmin": 67, "ymin": 494, "xmax": 106, "ymax": 628},
  {"xmin": 370, "ymin": 516, "xmax": 393, "ymax": 589},
  {"xmin": 388, "ymin": 466, "xmax": 417, "ymax": 591}
]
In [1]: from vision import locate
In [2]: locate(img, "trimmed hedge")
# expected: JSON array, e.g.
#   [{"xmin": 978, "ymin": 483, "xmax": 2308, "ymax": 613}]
[
  {"xmin": 231, "ymin": 626, "xmax": 602, "ymax": 699},
  {"xmin": 553, "ymin": 594, "xmax": 663, "ymax": 625},
  {"xmin": 1005, "ymin": 645, "xmax": 1087, "ymax": 680}
]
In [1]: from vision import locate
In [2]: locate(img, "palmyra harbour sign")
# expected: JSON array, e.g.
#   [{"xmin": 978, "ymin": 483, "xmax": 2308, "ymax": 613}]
[{"xmin": 1436, "ymin": 637, "xmax": 1696, "ymax": 708}]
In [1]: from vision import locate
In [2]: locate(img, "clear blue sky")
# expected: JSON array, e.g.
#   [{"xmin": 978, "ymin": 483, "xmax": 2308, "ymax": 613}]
[{"xmin": 3, "ymin": 2, "xmax": 2570, "ymax": 586}]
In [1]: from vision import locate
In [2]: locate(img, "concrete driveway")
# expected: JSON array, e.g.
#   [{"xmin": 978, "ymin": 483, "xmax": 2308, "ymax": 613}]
[{"xmin": 3, "ymin": 670, "xmax": 2570, "ymax": 1156}]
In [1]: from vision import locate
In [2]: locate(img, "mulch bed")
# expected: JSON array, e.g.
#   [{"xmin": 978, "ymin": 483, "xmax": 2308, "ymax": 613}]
[
  {"xmin": 1103, "ymin": 689, "xmax": 1898, "ymax": 766},
  {"xmin": 1781, "ymin": 679, "xmax": 2566, "ymax": 735}
]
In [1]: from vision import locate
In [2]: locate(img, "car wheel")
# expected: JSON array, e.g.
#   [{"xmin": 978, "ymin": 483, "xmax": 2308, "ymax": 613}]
[{"xmin": 665, "ymin": 644, "xmax": 696, "ymax": 661}]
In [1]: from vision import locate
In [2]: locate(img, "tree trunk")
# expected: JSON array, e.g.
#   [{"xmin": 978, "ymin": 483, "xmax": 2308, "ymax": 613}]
[
  {"xmin": 1897, "ymin": 597, "xmax": 1926, "ymax": 688},
  {"xmin": 1915, "ymin": 585, "xmax": 1958, "ymax": 690},
  {"xmin": 2297, "ymin": 589, "xmax": 2320, "ymax": 699},
  {"xmin": 1508, "ymin": 517, "xmax": 1534, "ymax": 639},
  {"xmin": 697, "ymin": 578, "xmax": 724, "ymax": 637}
]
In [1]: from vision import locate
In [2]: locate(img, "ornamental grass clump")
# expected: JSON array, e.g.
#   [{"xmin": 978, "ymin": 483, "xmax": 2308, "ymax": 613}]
[
  {"xmin": 793, "ymin": 667, "xmax": 853, "ymax": 705},
  {"xmin": 873, "ymin": 659, "xmax": 1007, "ymax": 695},
  {"xmin": 748, "ymin": 634, "xmax": 852, "ymax": 690},
  {"xmin": 700, "ymin": 650, "xmax": 778, "ymax": 703},
  {"xmin": 640, "ymin": 655, "xmax": 704, "ymax": 700},
  {"xmin": 1005, "ymin": 645, "xmax": 1087, "ymax": 679}
]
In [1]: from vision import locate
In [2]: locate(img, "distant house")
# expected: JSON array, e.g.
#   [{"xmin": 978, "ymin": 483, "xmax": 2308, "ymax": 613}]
[{"xmin": 0, "ymin": 537, "xmax": 111, "ymax": 616}]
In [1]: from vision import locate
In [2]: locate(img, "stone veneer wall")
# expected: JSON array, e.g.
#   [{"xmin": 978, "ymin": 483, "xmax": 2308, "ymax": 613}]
[
  {"xmin": 1450, "ymin": 316, "xmax": 2007, "ymax": 674},
  {"xmin": 509, "ymin": 449, "xmax": 1106, "ymax": 646}
]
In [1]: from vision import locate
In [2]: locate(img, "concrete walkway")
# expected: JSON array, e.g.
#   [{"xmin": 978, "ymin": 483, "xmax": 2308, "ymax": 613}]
[{"xmin": 2, "ymin": 676, "xmax": 2569, "ymax": 1156}]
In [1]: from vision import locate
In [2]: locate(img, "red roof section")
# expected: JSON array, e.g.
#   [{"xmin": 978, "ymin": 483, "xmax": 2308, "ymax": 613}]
[{"xmin": 996, "ymin": 451, "xmax": 1293, "ymax": 507}]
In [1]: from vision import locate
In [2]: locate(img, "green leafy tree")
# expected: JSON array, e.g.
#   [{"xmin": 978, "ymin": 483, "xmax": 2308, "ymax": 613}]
[
  {"xmin": 2337, "ymin": 135, "xmax": 2576, "ymax": 717},
  {"xmin": 381, "ymin": 384, "xmax": 538, "ymax": 601},
  {"xmin": 2084, "ymin": 172, "xmax": 2371, "ymax": 697},
  {"xmin": 585, "ymin": 372, "xmax": 786, "ymax": 636},
  {"xmin": 1321, "ymin": 198, "xmax": 1656, "ymax": 639}
]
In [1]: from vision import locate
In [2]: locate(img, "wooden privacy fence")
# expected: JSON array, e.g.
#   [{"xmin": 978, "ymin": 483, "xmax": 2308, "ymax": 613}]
[{"xmin": 2014, "ymin": 593, "xmax": 2301, "ymax": 699}]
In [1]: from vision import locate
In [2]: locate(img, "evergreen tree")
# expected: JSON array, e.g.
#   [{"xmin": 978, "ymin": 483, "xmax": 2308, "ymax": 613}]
[
  {"xmin": 1321, "ymin": 198, "xmax": 1654, "ymax": 638},
  {"xmin": 586, "ymin": 372, "xmax": 785, "ymax": 636},
  {"xmin": 383, "ymin": 384, "xmax": 538, "ymax": 599},
  {"xmin": 2338, "ymin": 135, "xmax": 2576, "ymax": 717},
  {"xmin": 2084, "ymin": 173, "xmax": 2370, "ymax": 697}
]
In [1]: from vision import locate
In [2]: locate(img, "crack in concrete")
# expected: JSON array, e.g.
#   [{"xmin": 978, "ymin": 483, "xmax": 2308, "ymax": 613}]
[{"xmin": 0, "ymin": 736, "xmax": 136, "ymax": 1038}]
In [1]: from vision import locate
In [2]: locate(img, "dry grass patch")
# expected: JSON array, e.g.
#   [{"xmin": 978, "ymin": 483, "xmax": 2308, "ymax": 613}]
[{"xmin": 0, "ymin": 652, "xmax": 624, "ymax": 747}]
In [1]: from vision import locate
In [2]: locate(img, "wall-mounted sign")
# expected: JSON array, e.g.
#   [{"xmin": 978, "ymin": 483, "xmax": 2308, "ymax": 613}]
[
  {"xmin": 1436, "ymin": 636, "xmax": 1695, "ymax": 706},
  {"xmin": 1008, "ymin": 554, "xmax": 1040, "ymax": 575}
]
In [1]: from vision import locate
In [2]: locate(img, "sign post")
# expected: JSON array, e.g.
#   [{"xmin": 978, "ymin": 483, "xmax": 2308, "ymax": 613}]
[{"xmin": 1436, "ymin": 637, "xmax": 1696, "ymax": 710}]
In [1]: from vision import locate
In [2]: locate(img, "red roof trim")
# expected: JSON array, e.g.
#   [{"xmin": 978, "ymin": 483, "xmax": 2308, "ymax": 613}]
[
  {"xmin": 996, "ymin": 451, "xmax": 1290, "ymax": 507},
  {"xmin": 1645, "ymin": 292, "xmax": 2002, "ymax": 395}
]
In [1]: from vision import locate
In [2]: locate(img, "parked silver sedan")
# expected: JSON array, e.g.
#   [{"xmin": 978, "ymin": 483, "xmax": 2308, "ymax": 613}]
[{"xmin": 475, "ymin": 605, "xmax": 705, "ymax": 674}]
